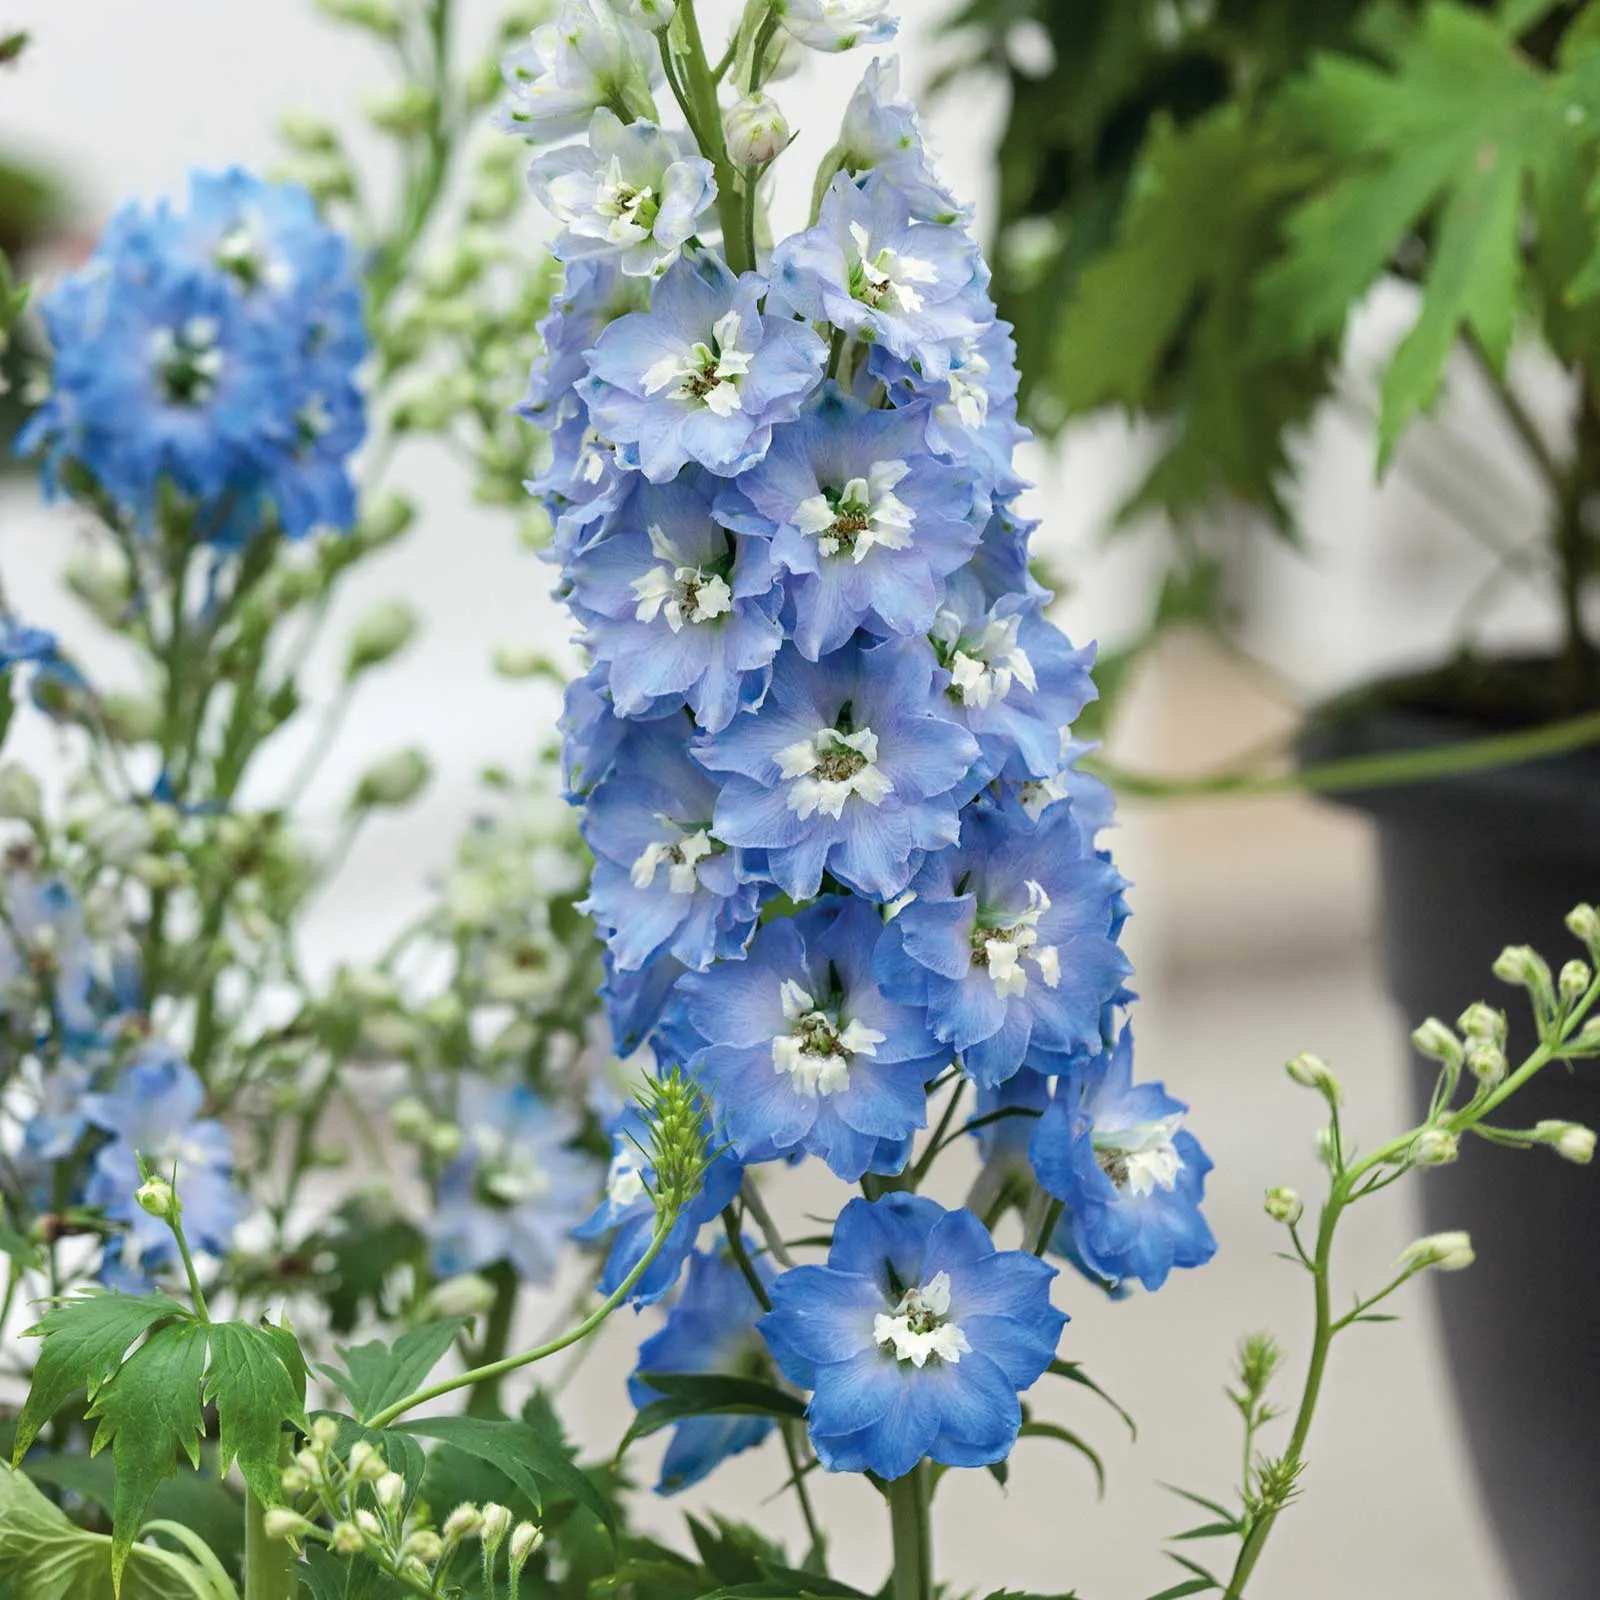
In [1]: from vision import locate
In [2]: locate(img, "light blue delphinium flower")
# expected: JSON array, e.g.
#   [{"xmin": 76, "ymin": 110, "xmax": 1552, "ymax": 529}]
[
  {"xmin": 694, "ymin": 635, "xmax": 978, "ymax": 902},
  {"xmin": 929, "ymin": 569, "xmax": 1098, "ymax": 786},
  {"xmin": 775, "ymin": 0, "xmax": 898, "ymax": 52},
  {"xmin": 22, "ymin": 171, "xmax": 366, "ymax": 539},
  {"xmin": 759, "ymin": 1193, "xmax": 1064, "ymax": 1479},
  {"xmin": 678, "ymin": 897, "xmax": 944, "ymax": 1181},
  {"xmin": 582, "ymin": 720, "xmax": 763, "ymax": 972},
  {"xmin": 530, "ymin": 109, "xmax": 717, "ymax": 278},
  {"xmin": 1028, "ymin": 1027, "xmax": 1217, "ymax": 1293},
  {"xmin": 428, "ymin": 1077, "xmax": 603, "ymax": 1285},
  {"xmin": 628, "ymin": 1240, "xmax": 778, "ymax": 1491},
  {"xmin": 867, "ymin": 317, "xmax": 1030, "ymax": 504},
  {"xmin": 0, "ymin": 872, "xmax": 100, "ymax": 1044},
  {"xmin": 573, "ymin": 1101, "xmax": 744, "ymax": 1305},
  {"xmin": 874, "ymin": 795, "xmax": 1131, "ymax": 1087},
  {"xmin": 580, "ymin": 253, "xmax": 827, "ymax": 482},
  {"xmin": 18, "ymin": 1060, "xmax": 93, "ymax": 1163},
  {"xmin": 771, "ymin": 173, "xmax": 984, "ymax": 370},
  {"xmin": 81, "ymin": 1045, "xmax": 245, "ymax": 1289},
  {"xmin": 497, "ymin": 0, "xmax": 661, "ymax": 144},
  {"xmin": 715, "ymin": 385, "xmax": 986, "ymax": 661},
  {"xmin": 568, "ymin": 468, "xmax": 785, "ymax": 732},
  {"xmin": 836, "ymin": 58, "xmax": 963, "ymax": 224}
]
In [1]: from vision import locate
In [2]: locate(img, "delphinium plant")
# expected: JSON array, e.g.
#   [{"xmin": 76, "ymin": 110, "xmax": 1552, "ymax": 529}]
[{"xmin": 0, "ymin": 5, "xmax": 1595, "ymax": 1600}]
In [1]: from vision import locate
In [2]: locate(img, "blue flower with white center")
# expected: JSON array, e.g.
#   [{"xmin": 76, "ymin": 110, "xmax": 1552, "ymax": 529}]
[
  {"xmin": 81, "ymin": 1046, "xmax": 245, "ymax": 1287},
  {"xmin": 583, "ymin": 721, "xmax": 762, "ymax": 972},
  {"xmin": 574, "ymin": 1102, "xmax": 744, "ymax": 1305},
  {"xmin": 522, "ymin": 258, "xmax": 654, "ymax": 435},
  {"xmin": 716, "ymin": 386, "xmax": 984, "ymax": 660},
  {"xmin": 427, "ymin": 1077, "xmax": 603, "ymax": 1285},
  {"xmin": 530, "ymin": 110, "xmax": 717, "ymax": 278},
  {"xmin": 496, "ymin": 0, "xmax": 661, "ymax": 144},
  {"xmin": 760, "ymin": 1193, "xmax": 1064, "ymax": 1479},
  {"xmin": 1013, "ymin": 741, "xmax": 1118, "ymax": 842},
  {"xmin": 0, "ymin": 872, "xmax": 100, "ymax": 1044},
  {"xmin": 22, "ymin": 172, "xmax": 366, "ymax": 539},
  {"xmin": 775, "ymin": 0, "xmax": 898, "ymax": 52},
  {"xmin": 678, "ymin": 897, "xmax": 944, "ymax": 1181},
  {"xmin": 837, "ymin": 59, "xmax": 963, "ymax": 224},
  {"xmin": 874, "ymin": 796, "xmax": 1132, "ymax": 1087},
  {"xmin": 628, "ymin": 1241, "xmax": 778, "ymax": 1491},
  {"xmin": 929, "ymin": 571, "xmax": 1097, "ymax": 785},
  {"xmin": 569, "ymin": 469, "xmax": 785, "ymax": 732},
  {"xmin": 868, "ymin": 318, "xmax": 1029, "ymax": 503},
  {"xmin": 695, "ymin": 635, "xmax": 978, "ymax": 902},
  {"xmin": 771, "ymin": 173, "xmax": 984, "ymax": 370},
  {"xmin": 581, "ymin": 253, "xmax": 827, "ymax": 482},
  {"xmin": 1029, "ymin": 1028, "xmax": 1217, "ymax": 1293}
]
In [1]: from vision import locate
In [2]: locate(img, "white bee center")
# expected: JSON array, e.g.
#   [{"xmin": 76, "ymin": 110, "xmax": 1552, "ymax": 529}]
[
  {"xmin": 775, "ymin": 726, "xmax": 894, "ymax": 820},
  {"xmin": 873, "ymin": 1271, "xmax": 971, "ymax": 1367},
  {"xmin": 793, "ymin": 460, "xmax": 915, "ymax": 562},
  {"xmin": 770, "ymin": 978, "xmax": 885, "ymax": 1099}
]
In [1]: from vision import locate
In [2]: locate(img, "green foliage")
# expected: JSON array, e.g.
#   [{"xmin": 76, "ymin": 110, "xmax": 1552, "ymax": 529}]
[
  {"xmin": 619, "ymin": 1372, "xmax": 808, "ymax": 1457},
  {"xmin": 317, "ymin": 1316, "xmax": 468, "ymax": 1423},
  {"xmin": 1055, "ymin": 106, "xmax": 1332, "ymax": 527},
  {"xmin": 393, "ymin": 1412, "xmax": 617, "ymax": 1540},
  {"xmin": 0, "ymin": 1465, "xmax": 233, "ymax": 1600},
  {"xmin": 14, "ymin": 1297, "xmax": 305, "ymax": 1589}
]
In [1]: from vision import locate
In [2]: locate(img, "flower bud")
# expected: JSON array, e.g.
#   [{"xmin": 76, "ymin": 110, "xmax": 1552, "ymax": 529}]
[
  {"xmin": 352, "ymin": 749, "xmax": 432, "ymax": 810},
  {"xmin": 346, "ymin": 599, "xmax": 420, "ymax": 677},
  {"xmin": 1560, "ymin": 959, "xmax": 1592, "ymax": 1006},
  {"xmin": 444, "ymin": 1503, "xmax": 484, "ymax": 1542},
  {"xmin": 281, "ymin": 1465, "xmax": 311, "ymax": 1495},
  {"xmin": 312, "ymin": 1417, "xmax": 341, "ymax": 1448},
  {"xmin": 264, "ymin": 1508, "xmax": 312, "ymax": 1542},
  {"xmin": 1568, "ymin": 902, "xmax": 1600, "ymax": 951},
  {"xmin": 482, "ymin": 1503, "xmax": 514, "ymax": 1551},
  {"xmin": 491, "ymin": 644, "xmax": 556, "ymax": 679},
  {"xmin": 622, "ymin": 0, "xmax": 675, "ymax": 26},
  {"xmin": 1493, "ymin": 944, "xmax": 1555, "ymax": 1011},
  {"xmin": 355, "ymin": 1509, "xmax": 383, "ymax": 1539},
  {"xmin": 1410, "ymin": 1017, "xmax": 1462, "ymax": 1068},
  {"xmin": 422, "ymin": 1272, "xmax": 499, "ymax": 1319},
  {"xmin": 331, "ymin": 1521, "xmax": 365, "ymax": 1554},
  {"xmin": 348, "ymin": 1440, "xmax": 386, "ymax": 1482},
  {"xmin": 0, "ymin": 763, "xmax": 42, "ymax": 822},
  {"xmin": 725, "ymin": 94, "xmax": 791, "ymax": 166},
  {"xmin": 403, "ymin": 1530, "xmax": 444, "ymax": 1563},
  {"xmin": 135, "ymin": 1177, "xmax": 179, "ymax": 1220},
  {"xmin": 359, "ymin": 492, "xmax": 417, "ymax": 549},
  {"xmin": 1399, "ymin": 1231, "xmax": 1475, "ymax": 1273},
  {"xmin": 1286, "ymin": 1052, "xmax": 1342, "ymax": 1101},
  {"xmin": 375, "ymin": 1471, "xmax": 406, "ymax": 1512},
  {"xmin": 1410, "ymin": 1128, "xmax": 1458, "ymax": 1167},
  {"xmin": 391, "ymin": 1097, "xmax": 431, "ymax": 1139},
  {"xmin": 1536, "ymin": 1120, "xmax": 1596, "ymax": 1165},
  {"xmin": 365, "ymin": 83, "xmax": 438, "ymax": 135},
  {"xmin": 1458, "ymin": 1002, "xmax": 1506, "ymax": 1044},
  {"xmin": 295, "ymin": 1449, "xmax": 323, "ymax": 1481},
  {"xmin": 427, "ymin": 1122, "xmax": 465, "ymax": 1160},
  {"xmin": 280, "ymin": 111, "xmax": 340, "ymax": 152},
  {"xmin": 510, "ymin": 1521, "xmax": 544, "ymax": 1566},
  {"xmin": 1465, "ymin": 1040, "xmax": 1507, "ymax": 1086},
  {"xmin": 1263, "ymin": 1186, "xmax": 1302, "ymax": 1225}
]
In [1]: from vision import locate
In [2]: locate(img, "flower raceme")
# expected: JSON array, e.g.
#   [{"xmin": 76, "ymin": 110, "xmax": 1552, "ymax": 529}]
[{"xmin": 504, "ymin": 0, "xmax": 1215, "ymax": 1492}]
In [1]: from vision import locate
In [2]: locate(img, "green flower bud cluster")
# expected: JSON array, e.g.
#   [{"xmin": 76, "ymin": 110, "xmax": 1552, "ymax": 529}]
[
  {"xmin": 640, "ymin": 1070, "xmax": 714, "ymax": 1215},
  {"xmin": 270, "ymin": 1421, "xmax": 543, "ymax": 1594}
]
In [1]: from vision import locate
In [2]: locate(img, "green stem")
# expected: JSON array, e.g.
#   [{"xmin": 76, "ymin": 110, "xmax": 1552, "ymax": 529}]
[
  {"xmin": 677, "ymin": 0, "xmax": 750, "ymax": 274},
  {"xmin": 747, "ymin": 6, "xmax": 781, "ymax": 92},
  {"xmin": 244, "ymin": 1445, "xmax": 296, "ymax": 1600},
  {"xmin": 465, "ymin": 1264, "xmax": 520, "ymax": 1418},
  {"xmin": 887, "ymin": 1463, "xmax": 932, "ymax": 1600},
  {"xmin": 365, "ymin": 1214, "xmax": 676, "ymax": 1429},
  {"xmin": 1095, "ymin": 706, "xmax": 1600, "ymax": 804}
]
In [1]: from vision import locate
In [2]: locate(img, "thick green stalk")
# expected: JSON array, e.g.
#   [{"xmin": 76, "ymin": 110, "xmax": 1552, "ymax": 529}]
[
  {"xmin": 887, "ymin": 1464, "xmax": 931, "ymax": 1600},
  {"xmin": 676, "ymin": 0, "xmax": 750, "ymax": 273},
  {"xmin": 244, "ymin": 1483, "xmax": 297, "ymax": 1600}
]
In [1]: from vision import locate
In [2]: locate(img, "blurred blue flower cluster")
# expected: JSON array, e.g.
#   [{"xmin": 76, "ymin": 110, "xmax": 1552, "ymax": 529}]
[
  {"xmin": 503, "ymin": 0, "xmax": 1216, "ymax": 1490},
  {"xmin": 21, "ymin": 169, "xmax": 367, "ymax": 540}
]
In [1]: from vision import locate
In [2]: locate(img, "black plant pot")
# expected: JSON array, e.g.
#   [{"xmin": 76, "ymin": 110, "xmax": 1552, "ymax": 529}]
[{"xmin": 1303, "ymin": 697, "xmax": 1600, "ymax": 1599}]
